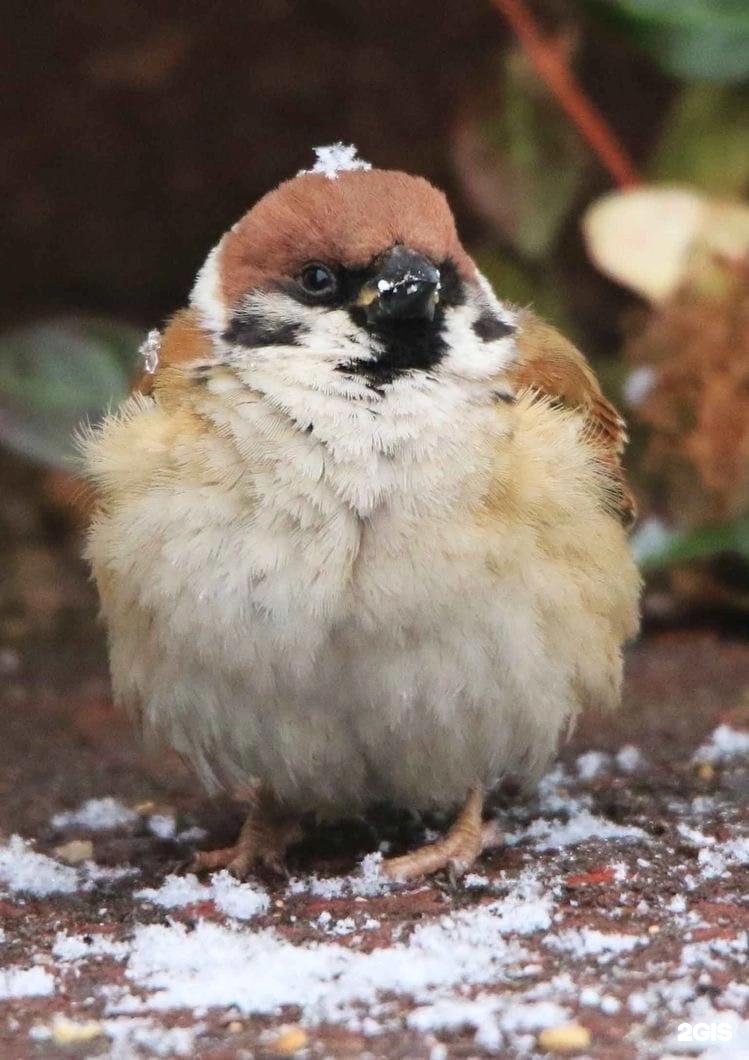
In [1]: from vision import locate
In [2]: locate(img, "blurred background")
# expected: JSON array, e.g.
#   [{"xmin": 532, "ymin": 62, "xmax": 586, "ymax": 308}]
[{"xmin": 1, "ymin": 0, "xmax": 747, "ymax": 682}]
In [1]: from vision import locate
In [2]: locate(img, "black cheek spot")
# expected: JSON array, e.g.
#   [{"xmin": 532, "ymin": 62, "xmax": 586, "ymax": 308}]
[
  {"xmin": 224, "ymin": 313, "xmax": 303, "ymax": 348},
  {"xmin": 472, "ymin": 312, "xmax": 515, "ymax": 343}
]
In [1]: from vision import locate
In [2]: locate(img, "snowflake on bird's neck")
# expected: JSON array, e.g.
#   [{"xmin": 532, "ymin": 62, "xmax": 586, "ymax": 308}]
[{"xmin": 298, "ymin": 143, "xmax": 372, "ymax": 181}]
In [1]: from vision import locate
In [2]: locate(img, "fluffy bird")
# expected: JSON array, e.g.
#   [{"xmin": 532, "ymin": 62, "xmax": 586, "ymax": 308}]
[{"xmin": 84, "ymin": 146, "xmax": 640, "ymax": 881}]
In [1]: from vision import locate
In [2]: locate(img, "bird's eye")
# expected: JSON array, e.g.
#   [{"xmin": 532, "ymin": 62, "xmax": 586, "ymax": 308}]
[{"xmin": 298, "ymin": 262, "xmax": 338, "ymax": 299}]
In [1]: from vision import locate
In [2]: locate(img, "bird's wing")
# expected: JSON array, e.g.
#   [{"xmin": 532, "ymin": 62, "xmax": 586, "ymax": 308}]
[{"xmin": 509, "ymin": 311, "xmax": 637, "ymax": 525}]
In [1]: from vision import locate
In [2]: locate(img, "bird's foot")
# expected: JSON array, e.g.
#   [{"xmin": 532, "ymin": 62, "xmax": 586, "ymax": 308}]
[
  {"xmin": 191, "ymin": 790, "xmax": 301, "ymax": 879},
  {"xmin": 383, "ymin": 787, "xmax": 503, "ymax": 882}
]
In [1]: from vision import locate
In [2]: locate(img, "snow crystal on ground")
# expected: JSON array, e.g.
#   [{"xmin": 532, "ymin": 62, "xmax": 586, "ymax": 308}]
[
  {"xmin": 298, "ymin": 143, "xmax": 372, "ymax": 181},
  {"xmin": 479, "ymin": 872, "xmax": 554, "ymax": 935},
  {"xmin": 693, "ymin": 724, "xmax": 749, "ymax": 764},
  {"xmin": 0, "ymin": 834, "xmax": 137, "ymax": 897},
  {"xmin": 137, "ymin": 871, "xmax": 269, "ymax": 920},
  {"xmin": 677, "ymin": 823, "xmax": 749, "ymax": 879},
  {"xmin": 210, "ymin": 871, "xmax": 270, "ymax": 920},
  {"xmin": 103, "ymin": 1018, "xmax": 203, "ymax": 1058},
  {"xmin": 515, "ymin": 810, "xmax": 647, "ymax": 851},
  {"xmin": 545, "ymin": 928, "xmax": 644, "ymax": 962},
  {"xmin": 148, "ymin": 814, "xmax": 176, "ymax": 840},
  {"xmin": 121, "ymin": 891, "xmax": 541, "ymax": 1028},
  {"xmin": 576, "ymin": 750, "xmax": 612, "ymax": 780},
  {"xmin": 408, "ymin": 996, "xmax": 570, "ymax": 1053},
  {"xmin": 0, "ymin": 966, "xmax": 55, "ymax": 1000},
  {"xmin": 0, "ymin": 835, "xmax": 78, "ymax": 896},
  {"xmin": 81, "ymin": 860, "xmax": 139, "ymax": 886},
  {"xmin": 53, "ymin": 933, "xmax": 131, "ymax": 962},
  {"xmin": 52, "ymin": 797, "xmax": 137, "ymax": 831},
  {"xmin": 287, "ymin": 852, "xmax": 391, "ymax": 899},
  {"xmin": 616, "ymin": 744, "xmax": 645, "ymax": 772},
  {"xmin": 136, "ymin": 874, "xmax": 207, "ymax": 909}
]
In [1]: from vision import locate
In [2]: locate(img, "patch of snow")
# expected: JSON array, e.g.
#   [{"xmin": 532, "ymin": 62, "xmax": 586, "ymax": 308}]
[
  {"xmin": 148, "ymin": 814, "xmax": 177, "ymax": 840},
  {"xmin": 136, "ymin": 871, "xmax": 269, "ymax": 921},
  {"xmin": 576, "ymin": 750, "xmax": 612, "ymax": 780},
  {"xmin": 693, "ymin": 724, "xmax": 749, "ymax": 765},
  {"xmin": 53, "ymin": 933, "xmax": 130, "ymax": 962},
  {"xmin": 0, "ymin": 835, "xmax": 78, "ymax": 896},
  {"xmin": 516, "ymin": 810, "xmax": 647, "ymax": 851},
  {"xmin": 121, "ymin": 897, "xmax": 535, "ymax": 1028},
  {"xmin": 545, "ymin": 928, "xmax": 644, "ymax": 963},
  {"xmin": 691, "ymin": 795, "xmax": 719, "ymax": 815},
  {"xmin": 81, "ymin": 861, "xmax": 139, "ymax": 886},
  {"xmin": 616, "ymin": 744, "xmax": 645, "ymax": 772},
  {"xmin": 136, "ymin": 874, "xmax": 207, "ymax": 909},
  {"xmin": 535, "ymin": 764, "xmax": 590, "ymax": 816},
  {"xmin": 721, "ymin": 981, "xmax": 749, "ymax": 1011},
  {"xmin": 482, "ymin": 872, "xmax": 553, "ymax": 935},
  {"xmin": 298, "ymin": 143, "xmax": 372, "ymax": 181},
  {"xmin": 408, "ymin": 996, "xmax": 569, "ymax": 1053},
  {"xmin": 680, "ymin": 933, "xmax": 748, "ymax": 972},
  {"xmin": 210, "ymin": 871, "xmax": 270, "ymax": 920},
  {"xmin": 0, "ymin": 966, "xmax": 55, "ymax": 1000},
  {"xmin": 287, "ymin": 852, "xmax": 391, "ymax": 900},
  {"xmin": 668, "ymin": 894, "xmax": 688, "ymax": 914},
  {"xmin": 103, "ymin": 1018, "xmax": 204, "ymax": 1058},
  {"xmin": 326, "ymin": 917, "xmax": 357, "ymax": 937},
  {"xmin": 677, "ymin": 823, "xmax": 749, "ymax": 879},
  {"xmin": 175, "ymin": 825, "xmax": 207, "ymax": 844},
  {"xmin": 51, "ymin": 797, "xmax": 137, "ymax": 832}
]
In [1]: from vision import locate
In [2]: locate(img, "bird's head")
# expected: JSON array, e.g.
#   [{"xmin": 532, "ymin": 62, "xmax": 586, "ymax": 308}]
[{"xmin": 188, "ymin": 146, "xmax": 517, "ymax": 399}]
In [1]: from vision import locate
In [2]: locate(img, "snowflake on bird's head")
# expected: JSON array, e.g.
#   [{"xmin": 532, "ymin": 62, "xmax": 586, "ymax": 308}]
[{"xmin": 298, "ymin": 143, "xmax": 372, "ymax": 181}]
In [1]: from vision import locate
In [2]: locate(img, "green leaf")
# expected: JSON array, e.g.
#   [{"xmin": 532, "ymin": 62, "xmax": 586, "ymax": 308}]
[
  {"xmin": 636, "ymin": 515, "xmax": 749, "ymax": 571},
  {"xmin": 650, "ymin": 83, "xmax": 749, "ymax": 196},
  {"xmin": 0, "ymin": 317, "xmax": 141, "ymax": 469},
  {"xmin": 587, "ymin": 0, "xmax": 749, "ymax": 82}
]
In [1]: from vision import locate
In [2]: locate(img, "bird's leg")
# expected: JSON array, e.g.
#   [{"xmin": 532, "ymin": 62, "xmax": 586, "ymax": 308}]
[
  {"xmin": 192, "ymin": 785, "xmax": 302, "ymax": 878},
  {"xmin": 383, "ymin": 787, "xmax": 503, "ymax": 881}
]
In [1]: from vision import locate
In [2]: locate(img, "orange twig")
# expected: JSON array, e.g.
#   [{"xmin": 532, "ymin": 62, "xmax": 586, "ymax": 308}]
[{"xmin": 490, "ymin": 0, "xmax": 641, "ymax": 188}]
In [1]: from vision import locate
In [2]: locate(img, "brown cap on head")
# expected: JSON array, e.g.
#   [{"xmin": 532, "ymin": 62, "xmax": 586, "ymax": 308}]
[{"xmin": 217, "ymin": 169, "xmax": 476, "ymax": 310}]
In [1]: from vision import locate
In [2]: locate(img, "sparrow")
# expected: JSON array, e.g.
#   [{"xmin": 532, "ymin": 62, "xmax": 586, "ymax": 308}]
[{"xmin": 84, "ymin": 145, "xmax": 640, "ymax": 881}]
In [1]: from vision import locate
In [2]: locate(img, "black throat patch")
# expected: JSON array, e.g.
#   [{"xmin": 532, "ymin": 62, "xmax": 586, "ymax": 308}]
[
  {"xmin": 338, "ymin": 308, "xmax": 449, "ymax": 387},
  {"xmin": 338, "ymin": 260, "xmax": 463, "ymax": 386}
]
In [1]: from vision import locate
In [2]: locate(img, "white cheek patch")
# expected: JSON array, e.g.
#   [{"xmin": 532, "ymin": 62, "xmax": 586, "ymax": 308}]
[
  {"xmin": 226, "ymin": 290, "xmax": 378, "ymax": 386},
  {"xmin": 439, "ymin": 292, "xmax": 519, "ymax": 381},
  {"xmin": 475, "ymin": 271, "xmax": 517, "ymax": 326},
  {"xmin": 190, "ymin": 241, "xmax": 229, "ymax": 334}
]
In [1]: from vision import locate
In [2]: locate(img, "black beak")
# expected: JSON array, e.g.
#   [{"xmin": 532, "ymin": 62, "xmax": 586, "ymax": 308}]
[{"xmin": 361, "ymin": 246, "xmax": 441, "ymax": 324}]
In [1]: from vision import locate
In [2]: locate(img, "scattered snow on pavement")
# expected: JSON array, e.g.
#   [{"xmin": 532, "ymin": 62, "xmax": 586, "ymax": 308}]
[
  {"xmin": 693, "ymin": 723, "xmax": 749, "ymax": 764},
  {"xmin": 0, "ymin": 835, "xmax": 78, "ymax": 896},
  {"xmin": 2, "ymin": 725, "xmax": 747, "ymax": 1056},
  {"xmin": 52, "ymin": 797, "xmax": 138, "ymax": 831},
  {"xmin": 137, "ymin": 871, "xmax": 269, "ymax": 920},
  {"xmin": 0, "ymin": 966, "xmax": 55, "ymax": 1000}
]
